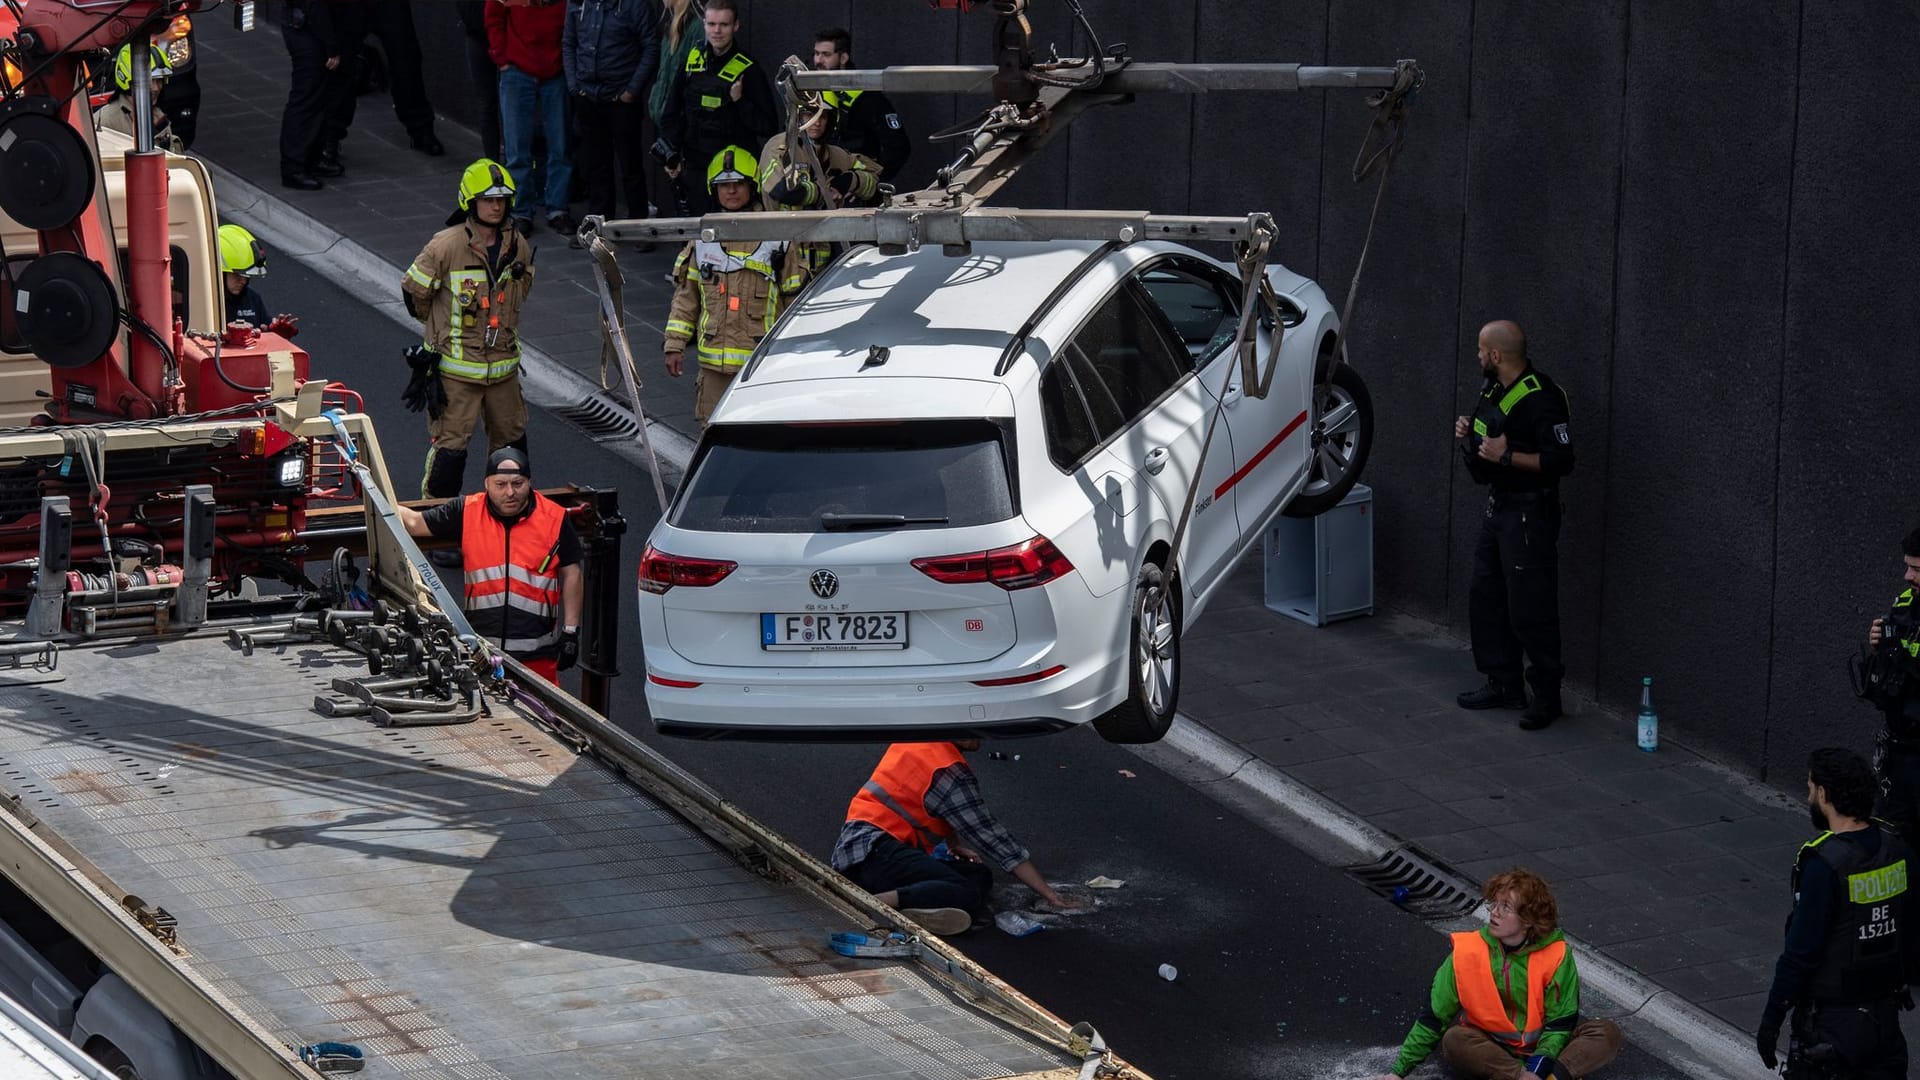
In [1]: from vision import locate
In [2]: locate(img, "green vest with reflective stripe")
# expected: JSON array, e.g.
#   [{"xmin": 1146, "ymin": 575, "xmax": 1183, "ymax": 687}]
[
  {"xmin": 1896, "ymin": 589, "xmax": 1919, "ymax": 660},
  {"xmin": 686, "ymin": 45, "xmax": 753, "ymax": 109}
]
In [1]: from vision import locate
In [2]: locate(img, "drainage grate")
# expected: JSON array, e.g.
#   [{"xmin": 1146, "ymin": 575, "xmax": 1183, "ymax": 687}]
[
  {"xmin": 1346, "ymin": 846, "xmax": 1482, "ymax": 919},
  {"xmin": 552, "ymin": 391, "xmax": 641, "ymax": 442}
]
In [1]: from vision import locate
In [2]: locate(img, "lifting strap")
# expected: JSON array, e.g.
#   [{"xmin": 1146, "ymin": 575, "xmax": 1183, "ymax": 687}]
[
  {"xmin": 586, "ymin": 236, "xmax": 671, "ymax": 515},
  {"xmin": 1331, "ymin": 59, "xmax": 1422, "ymax": 381}
]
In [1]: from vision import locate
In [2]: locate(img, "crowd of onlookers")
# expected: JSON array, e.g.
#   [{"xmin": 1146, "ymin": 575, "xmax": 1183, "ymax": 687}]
[{"xmin": 280, "ymin": 0, "xmax": 913, "ymax": 247}]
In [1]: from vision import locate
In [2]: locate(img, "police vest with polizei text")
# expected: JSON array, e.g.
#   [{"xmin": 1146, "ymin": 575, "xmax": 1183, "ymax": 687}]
[
  {"xmin": 460, "ymin": 493, "xmax": 566, "ymax": 659},
  {"xmin": 1794, "ymin": 827, "xmax": 1911, "ymax": 1004}
]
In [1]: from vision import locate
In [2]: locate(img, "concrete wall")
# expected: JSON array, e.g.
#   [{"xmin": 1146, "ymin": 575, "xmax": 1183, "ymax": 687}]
[{"xmin": 389, "ymin": 1, "xmax": 1917, "ymax": 781}]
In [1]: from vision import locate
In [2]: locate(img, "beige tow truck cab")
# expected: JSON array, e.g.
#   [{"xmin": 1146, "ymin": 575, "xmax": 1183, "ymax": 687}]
[{"xmin": 0, "ymin": 126, "xmax": 221, "ymax": 426}]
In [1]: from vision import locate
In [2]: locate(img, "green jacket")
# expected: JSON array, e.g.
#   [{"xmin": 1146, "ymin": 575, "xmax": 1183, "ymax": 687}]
[{"xmin": 1391, "ymin": 927, "xmax": 1581, "ymax": 1076}]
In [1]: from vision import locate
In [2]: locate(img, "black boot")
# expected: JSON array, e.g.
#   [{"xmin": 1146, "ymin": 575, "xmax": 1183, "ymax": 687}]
[
  {"xmin": 1458, "ymin": 679, "xmax": 1526, "ymax": 710},
  {"xmin": 281, "ymin": 170, "xmax": 323, "ymax": 191},
  {"xmin": 1519, "ymin": 673, "xmax": 1561, "ymax": 730},
  {"xmin": 421, "ymin": 446, "xmax": 468, "ymax": 501}
]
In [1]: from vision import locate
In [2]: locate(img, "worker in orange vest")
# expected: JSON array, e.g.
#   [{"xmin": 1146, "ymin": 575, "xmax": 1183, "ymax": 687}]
[
  {"xmin": 1373, "ymin": 869, "xmax": 1621, "ymax": 1080},
  {"xmin": 831, "ymin": 740, "xmax": 1075, "ymax": 936},
  {"xmin": 397, "ymin": 447, "xmax": 584, "ymax": 684}
]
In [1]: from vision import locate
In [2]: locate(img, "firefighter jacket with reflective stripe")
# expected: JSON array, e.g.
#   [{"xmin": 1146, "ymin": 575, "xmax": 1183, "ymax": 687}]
[
  {"xmin": 663, "ymin": 42, "xmax": 777, "ymax": 160},
  {"xmin": 1452, "ymin": 930, "xmax": 1568, "ymax": 1054},
  {"xmin": 758, "ymin": 132, "xmax": 881, "ymax": 211},
  {"xmin": 403, "ymin": 223, "xmax": 536, "ymax": 385},
  {"xmin": 1462, "ymin": 364, "xmax": 1575, "ymax": 492},
  {"xmin": 844, "ymin": 743, "xmax": 964, "ymax": 852},
  {"xmin": 664, "ymin": 233, "xmax": 808, "ymax": 371},
  {"xmin": 460, "ymin": 491, "xmax": 566, "ymax": 658},
  {"xmin": 1793, "ymin": 827, "xmax": 1912, "ymax": 1004}
]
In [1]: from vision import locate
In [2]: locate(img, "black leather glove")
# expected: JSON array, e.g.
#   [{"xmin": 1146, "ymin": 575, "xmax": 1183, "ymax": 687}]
[
  {"xmin": 766, "ymin": 165, "xmax": 812, "ymax": 207},
  {"xmin": 402, "ymin": 347, "xmax": 448, "ymax": 416},
  {"xmin": 556, "ymin": 628, "xmax": 580, "ymax": 672},
  {"xmin": 1756, "ymin": 1006, "xmax": 1784, "ymax": 1071}
]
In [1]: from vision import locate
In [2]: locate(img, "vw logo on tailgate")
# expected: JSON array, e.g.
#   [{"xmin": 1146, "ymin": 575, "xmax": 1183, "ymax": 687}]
[{"xmin": 808, "ymin": 569, "xmax": 840, "ymax": 599}]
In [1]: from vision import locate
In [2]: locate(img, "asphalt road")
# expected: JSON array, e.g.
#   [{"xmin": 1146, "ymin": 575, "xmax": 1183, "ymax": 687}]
[{"xmin": 273, "ymin": 253, "xmax": 1700, "ymax": 1080}]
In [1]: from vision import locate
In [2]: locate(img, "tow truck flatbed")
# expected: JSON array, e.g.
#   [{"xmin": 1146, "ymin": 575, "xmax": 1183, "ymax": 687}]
[{"xmin": 0, "ymin": 632, "xmax": 1086, "ymax": 1078}]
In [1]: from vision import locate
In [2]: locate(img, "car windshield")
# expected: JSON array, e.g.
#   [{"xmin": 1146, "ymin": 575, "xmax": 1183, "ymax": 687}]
[{"xmin": 672, "ymin": 420, "xmax": 1017, "ymax": 534}]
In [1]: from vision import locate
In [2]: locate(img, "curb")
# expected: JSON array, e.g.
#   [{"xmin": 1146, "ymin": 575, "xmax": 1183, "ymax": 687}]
[
  {"xmin": 201, "ymin": 160, "xmax": 699, "ymax": 480},
  {"xmin": 204, "ymin": 158, "xmax": 1771, "ymax": 1080},
  {"xmin": 1140, "ymin": 717, "xmax": 1774, "ymax": 1080}
]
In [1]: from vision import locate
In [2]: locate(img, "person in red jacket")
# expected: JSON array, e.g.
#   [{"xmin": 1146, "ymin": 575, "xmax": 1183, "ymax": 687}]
[{"xmin": 486, "ymin": 0, "xmax": 574, "ymax": 238}]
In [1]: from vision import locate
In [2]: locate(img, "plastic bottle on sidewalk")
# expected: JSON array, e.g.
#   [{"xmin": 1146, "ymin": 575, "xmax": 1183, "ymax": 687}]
[{"xmin": 1636, "ymin": 676, "xmax": 1658, "ymax": 752}]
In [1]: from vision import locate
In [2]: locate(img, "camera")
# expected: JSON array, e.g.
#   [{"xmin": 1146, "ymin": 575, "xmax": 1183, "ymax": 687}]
[
  {"xmin": 1855, "ymin": 604, "xmax": 1920, "ymax": 707},
  {"xmin": 650, "ymin": 137, "xmax": 682, "ymax": 172}
]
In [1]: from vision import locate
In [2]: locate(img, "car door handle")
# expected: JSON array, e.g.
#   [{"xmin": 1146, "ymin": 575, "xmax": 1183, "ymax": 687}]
[
  {"xmin": 1222, "ymin": 383, "xmax": 1243, "ymax": 405},
  {"xmin": 1143, "ymin": 447, "xmax": 1169, "ymax": 474}
]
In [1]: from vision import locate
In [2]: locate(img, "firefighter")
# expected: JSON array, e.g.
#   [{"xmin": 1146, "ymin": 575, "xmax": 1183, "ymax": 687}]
[
  {"xmin": 1756, "ymin": 748, "xmax": 1914, "ymax": 1079},
  {"xmin": 658, "ymin": 0, "xmax": 777, "ymax": 215},
  {"xmin": 811, "ymin": 27, "xmax": 911, "ymax": 181},
  {"xmin": 217, "ymin": 225, "xmax": 271, "ymax": 328},
  {"xmin": 396, "ymin": 448, "xmax": 583, "ymax": 685},
  {"xmin": 94, "ymin": 43, "xmax": 181, "ymax": 151},
  {"xmin": 662, "ymin": 146, "xmax": 809, "ymax": 426},
  {"xmin": 1863, "ymin": 525, "xmax": 1920, "ymax": 843},
  {"xmin": 1453, "ymin": 320, "xmax": 1575, "ymax": 730},
  {"xmin": 1374, "ymin": 869, "xmax": 1620, "ymax": 1080},
  {"xmin": 401, "ymin": 159, "xmax": 536, "ymax": 524},
  {"xmin": 759, "ymin": 106, "xmax": 882, "ymax": 213},
  {"xmin": 830, "ymin": 741, "xmax": 1075, "ymax": 936}
]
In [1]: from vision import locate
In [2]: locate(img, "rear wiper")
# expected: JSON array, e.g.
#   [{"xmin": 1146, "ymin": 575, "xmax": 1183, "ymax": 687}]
[{"xmin": 820, "ymin": 512, "xmax": 950, "ymax": 531}]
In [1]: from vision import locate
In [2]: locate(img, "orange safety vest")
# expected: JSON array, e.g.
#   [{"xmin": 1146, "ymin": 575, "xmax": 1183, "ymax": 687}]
[
  {"xmin": 844, "ymin": 743, "xmax": 964, "ymax": 853},
  {"xmin": 461, "ymin": 491, "xmax": 566, "ymax": 657},
  {"xmin": 1451, "ymin": 931, "xmax": 1568, "ymax": 1054}
]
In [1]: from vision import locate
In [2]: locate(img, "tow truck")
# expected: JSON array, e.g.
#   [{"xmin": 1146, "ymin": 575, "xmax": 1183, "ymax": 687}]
[{"xmin": 0, "ymin": 2, "xmax": 1145, "ymax": 1076}]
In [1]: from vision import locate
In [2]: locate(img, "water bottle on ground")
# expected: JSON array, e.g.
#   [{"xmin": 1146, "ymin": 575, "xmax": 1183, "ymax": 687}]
[{"xmin": 1636, "ymin": 676, "xmax": 1658, "ymax": 752}]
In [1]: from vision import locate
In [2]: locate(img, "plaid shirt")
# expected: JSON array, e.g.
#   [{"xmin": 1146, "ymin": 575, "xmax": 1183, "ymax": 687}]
[{"xmin": 831, "ymin": 761, "xmax": 1030, "ymax": 873}]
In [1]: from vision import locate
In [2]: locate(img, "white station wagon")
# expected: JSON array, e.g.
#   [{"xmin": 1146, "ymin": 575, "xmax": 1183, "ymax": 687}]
[{"xmin": 638, "ymin": 239, "xmax": 1371, "ymax": 743}]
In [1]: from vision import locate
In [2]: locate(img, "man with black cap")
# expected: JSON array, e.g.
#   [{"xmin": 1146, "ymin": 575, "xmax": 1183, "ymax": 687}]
[{"xmin": 397, "ymin": 448, "xmax": 583, "ymax": 684}]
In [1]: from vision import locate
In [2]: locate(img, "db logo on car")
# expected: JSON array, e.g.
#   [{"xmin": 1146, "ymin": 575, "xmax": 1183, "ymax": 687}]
[
  {"xmin": 965, "ymin": 619, "xmax": 984, "ymax": 632},
  {"xmin": 809, "ymin": 569, "xmax": 839, "ymax": 599}
]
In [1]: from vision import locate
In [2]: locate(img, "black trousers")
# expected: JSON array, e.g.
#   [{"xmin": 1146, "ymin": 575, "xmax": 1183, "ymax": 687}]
[
  {"xmin": 462, "ymin": 34, "xmax": 502, "ymax": 162},
  {"xmin": 844, "ymin": 835, "xmax": 993, "ymax": 917},
  {"xmin": 574, "ymin": 95, "xmax": 650, "ymax": 220},
  {"xmin": 1795, "ymin": 1000, "xmax": 1909, "ymax": 1080},
  {"xmin": 1874, "ymin": 737, "xmax": 1920, "ymax": 843},
  {"xmin": 278, "ymin": 21, "xmax": 335, "ymax": 174},
  {"xmin": 1469, "ymin": 495, "xmax": 1564, "ymax": 695},
  {"xmin": 366, "ymin": 1, "xmax": 435, "ymax": 137}
]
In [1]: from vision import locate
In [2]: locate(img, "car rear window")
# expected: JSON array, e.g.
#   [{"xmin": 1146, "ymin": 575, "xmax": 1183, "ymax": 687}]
[{"xmin": 672, "ymin": 420, "xmax": 1017, "ymax": 533}]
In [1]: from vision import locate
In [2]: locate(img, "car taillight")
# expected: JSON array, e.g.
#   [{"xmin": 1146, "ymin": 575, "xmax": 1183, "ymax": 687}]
[
  {"xmin": 973, "ymin": 664, "xmax": 1067, "ymax": 687},
  {"xmin": 638, "ymin": 545, "xmax": 737, "ymax": 594},
  {"xmin": 648, "ymin": 673, "xmax": 702, "ymax": 688},
  {"xmin": 913, "ymin": 535, "xmax": 1074, "ymax": 591}
]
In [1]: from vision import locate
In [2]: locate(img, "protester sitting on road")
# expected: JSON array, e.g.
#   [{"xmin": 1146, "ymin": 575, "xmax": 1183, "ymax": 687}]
[
  {"xmin": 1374, "ymin": 869, "xmax": 1621, "ymax": 1080},
  {"xmin": 830, "ymin": 740, "xmax": 1075, "ymax": 936}
]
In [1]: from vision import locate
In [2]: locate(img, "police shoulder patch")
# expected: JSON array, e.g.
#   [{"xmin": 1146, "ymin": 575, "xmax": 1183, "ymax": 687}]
[
  {"xmin": 885, "ymin": 113, "xmax": 902, "ymax": 130},
  {"xmin": 1554, "ymin": 423, "xmax": 1570, "ymax": 445}
]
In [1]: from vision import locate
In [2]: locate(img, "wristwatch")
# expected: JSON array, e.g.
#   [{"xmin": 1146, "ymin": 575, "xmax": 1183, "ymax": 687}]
[{"xmin": 1498, "ymin": 448, "xmax": 1513, "ymax": 467}]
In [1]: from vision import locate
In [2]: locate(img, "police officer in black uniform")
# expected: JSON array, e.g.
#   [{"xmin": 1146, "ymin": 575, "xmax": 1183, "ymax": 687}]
[
  {"xmin": 1454, "ymin": 320, "xmax": 1576, "ymax": 729},
  {"xmin": 1757, "ymin": 748, "xmax": 1915, "ymax": 1079},
  {"xmin": 659, "ymin": 0, "xmax": 777, "ymax": 215},
  {"xmin": 812, "ymin": 27, "xmax": 911, "ymax": 182},
  {"xmin": 1862, "ymin": 525, "xmax": 1920, "ymax": 842}
]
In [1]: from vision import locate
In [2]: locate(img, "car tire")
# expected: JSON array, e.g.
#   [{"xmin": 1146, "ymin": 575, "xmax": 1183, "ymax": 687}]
[
  {"xmin": 1284, "ymin": 362, "xmax": 1373, "ymax": 518},
  {"xmin": 1092, "ymin": 563, "xmax": 1179, "ymax": 744}
]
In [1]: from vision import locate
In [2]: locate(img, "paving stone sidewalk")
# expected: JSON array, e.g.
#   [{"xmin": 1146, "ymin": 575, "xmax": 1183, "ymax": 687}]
[{"xmin": 188, "ymin": 21, "xmax": 1894, "ymax": 1047}]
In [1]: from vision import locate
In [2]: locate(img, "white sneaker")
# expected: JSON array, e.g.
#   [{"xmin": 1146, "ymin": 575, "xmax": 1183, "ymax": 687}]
[{"xmin": 899, "ymin": 907, "xmax": 972, "ymax": 936}]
